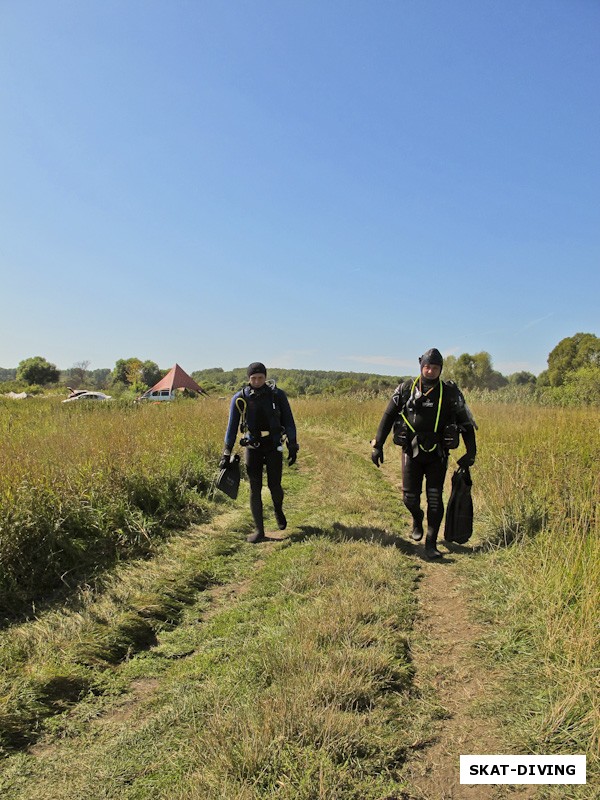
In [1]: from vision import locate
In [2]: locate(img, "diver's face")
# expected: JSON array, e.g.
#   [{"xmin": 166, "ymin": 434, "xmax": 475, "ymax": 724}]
[
  {"xmin": 421, "ymin": 364, "xmax": 441, "ymax": 380},
  {"xmin": 249, "ymin": 373, "xmax": 266, "ymax": 389}
]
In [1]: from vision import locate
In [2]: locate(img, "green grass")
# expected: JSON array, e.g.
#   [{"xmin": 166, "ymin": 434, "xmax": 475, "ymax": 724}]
[
  {"xmin": 0, "ymin": 398, "xmax": 227, "ymax": 615},
  {"xmin": 457, "ymin": 402, "xmax": 599, "ymax": 795},
  {"xmin": 0, "ymin": 418, "xmax": 423, "ymax": 799},
  {"xmin": 0, "ymin": 538, "xmax": 418, "ymax": 800},
  {"xmin": 0, "ymin": 395, "xmax": 597, "ymax": 797},
  {"xmin": 0, "ymin": 517, "xmax": 250, "ymax": 753}
]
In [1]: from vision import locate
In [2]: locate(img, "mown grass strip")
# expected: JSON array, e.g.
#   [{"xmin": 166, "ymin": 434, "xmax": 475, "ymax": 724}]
[
  {"xmin": 0, "ymin": 538, "xmax": 419, "ymax": 800},
  {"xmin": 0, "ymin": 513, "xmax": 252, "ymax": 753}
]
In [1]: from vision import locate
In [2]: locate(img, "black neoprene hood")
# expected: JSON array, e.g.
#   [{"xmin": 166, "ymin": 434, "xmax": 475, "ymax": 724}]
[
  {"xmin": 247, "ymin": 362, "xmax": 267, "ymax": 377},
  {"xmin": 419, "ymin": 348, "xmax": 444, "ymax": 367}
]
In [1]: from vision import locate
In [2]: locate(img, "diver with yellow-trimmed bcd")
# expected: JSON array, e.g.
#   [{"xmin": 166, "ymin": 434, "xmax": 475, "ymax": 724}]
[{"xmin": 370, "ymin": 348, "xmax": 477, "ymax": 559}]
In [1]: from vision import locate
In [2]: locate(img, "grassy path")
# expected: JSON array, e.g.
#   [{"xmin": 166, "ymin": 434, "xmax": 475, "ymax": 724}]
[
  {"xmin": 402, "ymin": 560, "xmax": 538, "ymax": 800},
  {"xmin": 347, "ymin": 434, "xmax": 539, "ymax": 800},
  {"xmin": 0, "ymin": 425, "xmax": 544, "ymax": 798},
  {"xmin": 0, "ymin": 429, "xmax": 417, "ymax": 798}
]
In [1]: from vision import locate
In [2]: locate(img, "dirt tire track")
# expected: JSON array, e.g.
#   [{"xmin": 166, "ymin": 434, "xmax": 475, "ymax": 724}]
[{"xmin": 402, "ymin": 553, "xmax": 537, "ymax": 800}]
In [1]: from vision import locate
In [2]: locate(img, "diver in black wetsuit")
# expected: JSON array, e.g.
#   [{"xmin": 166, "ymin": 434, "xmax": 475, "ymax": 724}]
[
  {"xmin": 370, "ymin": 348, "xmax": 477, "ymax": 559},
  {"xmin": 220, "ymin": 362, "xmax": 299, "ymax": 543}
]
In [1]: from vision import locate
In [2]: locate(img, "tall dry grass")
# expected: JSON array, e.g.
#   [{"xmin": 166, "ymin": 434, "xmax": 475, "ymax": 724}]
[
  {"xmin": 461, "ymin": 402, "xmax": 599, "ymax": 775},
  {"xmin": 0, "ymin": 397, "xmax": 227, "ymax": 614}
]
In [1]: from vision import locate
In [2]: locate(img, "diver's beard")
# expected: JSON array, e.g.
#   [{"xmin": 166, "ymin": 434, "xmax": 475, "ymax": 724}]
[{"xmin": 421, "ymin": 374, "xmax": 440, "ymax": 390}]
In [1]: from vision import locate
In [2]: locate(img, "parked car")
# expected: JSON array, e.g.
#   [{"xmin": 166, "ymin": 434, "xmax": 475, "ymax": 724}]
[
  {"xmin": 63, "ymin": 391, "xmax": 112, "ymax": 403},
  {"xmin": 138, "ymin": 389, "xmax": 175, "ymax": 401}
]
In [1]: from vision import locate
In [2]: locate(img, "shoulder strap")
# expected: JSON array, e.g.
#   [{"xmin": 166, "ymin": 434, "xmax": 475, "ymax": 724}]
[{"xmin": 392, "ymin": 379, "xmax": 412, "ymax": 408}]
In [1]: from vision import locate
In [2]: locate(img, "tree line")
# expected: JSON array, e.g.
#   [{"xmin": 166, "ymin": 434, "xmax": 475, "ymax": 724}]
[{"xmin": 1, "ymin": 333, "xmax": 599, "ymax": 404}]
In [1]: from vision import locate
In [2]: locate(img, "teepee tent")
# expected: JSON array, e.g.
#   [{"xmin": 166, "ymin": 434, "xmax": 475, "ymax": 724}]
[{"xmin": 140, "ymin": 364, "xmax": 207, "ymax": 400}]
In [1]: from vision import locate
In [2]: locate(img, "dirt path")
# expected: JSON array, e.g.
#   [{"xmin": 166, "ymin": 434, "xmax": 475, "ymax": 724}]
[{"xmin": 402, "ymin": 552, "xmax": 536, "ymax": 800}]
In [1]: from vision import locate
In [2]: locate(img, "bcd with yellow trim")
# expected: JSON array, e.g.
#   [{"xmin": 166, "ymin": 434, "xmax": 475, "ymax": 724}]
[{"xmin": 393, "ymin": 378, "xmax": 460, "ymax": 455}]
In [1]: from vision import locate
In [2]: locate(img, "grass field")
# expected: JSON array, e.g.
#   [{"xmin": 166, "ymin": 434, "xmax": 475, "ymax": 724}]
[{"xmin": 0, "ymin": 395, "xmax": 597, "ymax": 797}]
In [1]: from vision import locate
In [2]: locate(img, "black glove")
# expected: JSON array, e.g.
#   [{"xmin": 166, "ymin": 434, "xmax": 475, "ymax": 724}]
[
  {"xmin": 370, "ymin": 440, "xmax": 384, "ymax": 467},
  {"xmin": 457, "ymin": 453, "xmax": 475, "ymax": 468},
  {"xmin": 287, "ymin": 442, "xmax": 299, "ymax": 466},
  {"xmin": 218, "ymin": 451, "xmax": 231, "ymax": 469}
]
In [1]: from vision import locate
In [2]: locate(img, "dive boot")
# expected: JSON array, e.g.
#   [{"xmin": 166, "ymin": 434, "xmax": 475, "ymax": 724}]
[
  {"xmin": 425, "ymin": 531, "xmax": 443, "ymax": 559},
  {"xmin": 246, "ymin": 529, "xmax": 266, "ymax": 544},
  {"xmin": 410, "ymin": 511, "xmax": 425, "ymax": 542},
  {"xmin": 274, "ymin": 507, "xmax": 287, "ymax": 531}
]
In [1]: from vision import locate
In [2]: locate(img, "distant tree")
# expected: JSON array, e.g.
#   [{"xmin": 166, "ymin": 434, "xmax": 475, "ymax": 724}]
[
  {"xmin": 16, "ymin": 356, "xmax": 60, "ymax": 385},
  {"xmin": 508, "ymin": 371, "xmax": 537, "ymax": 386},
  {"xmin": 452, "ymin": 352, "xmax": 494, "ymax": 390},
  {"xmin": 536, "ymin": 370, "xmax": 550, "ymax": 387},
  {"xmin": 66, "ymin": 360, "xmax": 91, "ymax": 389},
  {"xmin": 140, "ymin": 360, "xmax": 163, "ymax": 387},
  {"xmin": 442, "ymin": 355, "xmax": 457, "ymax": 381},
  {"xmin": 90, "ymin": 368, "xmax": 112, "ymax": 389},
  {"xmin": 487, "ymin": 370, "xmax": 509, "ymax": 389},
  {"xmin": 562, "ymin": 364, "xmax": 600, "ymax": 404},
  {"xmin": 0, "ymin": 367, "xmax": 17, "ymax": 382},
  {"xmin": 448, "ymin": 352, "xmax": 508, "ymax": 390},
  {"xmin": 191, "ymin": 365, "xmax": 468, "ymax": 396},
  {"xmin": 365, "ymin": 375, "xmax": 398, "ymax": 393},
  {"xmin": 125, "ymin": 358, "xmax": 144, "ymax": 385},
  {"xmin": 113, "ymin": 358, "xmax": 140, "ymax": 386},
  {"xmin": 112, "ymin": 359, "xmax": 131, "ymax": 385},
  {"xmin": 546, "ymin": 333, "xmax": 600, "ymax": 386},
  {"xmin": 112, "ymin": 358, "xmax": 163, "ymax": 388}
]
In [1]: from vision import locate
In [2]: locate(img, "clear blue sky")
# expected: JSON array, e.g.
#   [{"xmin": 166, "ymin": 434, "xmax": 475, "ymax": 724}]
[{"xmin": 1, "ymin": 0, "xmax": 598, "ymax": 377}]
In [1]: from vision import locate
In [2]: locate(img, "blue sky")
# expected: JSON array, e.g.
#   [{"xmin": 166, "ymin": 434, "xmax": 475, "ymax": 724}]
[{"xmin": 1, "ymin": 0, "xmax": 598, "ymax": 377}]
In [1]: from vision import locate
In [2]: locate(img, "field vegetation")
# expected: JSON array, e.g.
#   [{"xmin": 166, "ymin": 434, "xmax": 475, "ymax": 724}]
[
  {"xmin": 0, "ymin": 398, "xmax": 223, "ymax": 615},
  {"xmin": 0, "ymin": 394, "xmax": 597, "ymax": 797}
]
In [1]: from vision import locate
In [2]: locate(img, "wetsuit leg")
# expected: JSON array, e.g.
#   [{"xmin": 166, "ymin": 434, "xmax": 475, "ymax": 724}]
[
  {"xmin": 245, "ymin": 448, "xmax": 265, "ymax": 533},
  {"xmin": 424, "ymin": 456, "xmax": 448, "ymax": 534},
  {"xmin": 264, "ymin": 446, "xmax": 284, "ymax": 510},
  {"xmin": 402, "ymin": 452, "xmax": 425, "ymax": 522}
]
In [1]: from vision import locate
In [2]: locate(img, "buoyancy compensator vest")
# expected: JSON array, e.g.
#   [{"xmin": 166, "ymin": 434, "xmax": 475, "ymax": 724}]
[
  {"xmin": 237, "ymin": 381, "xmax": 284, "ymax": 449},
  {"xmin": 392, "ymin": 378, "xmax": 465, "ymax": 456}
]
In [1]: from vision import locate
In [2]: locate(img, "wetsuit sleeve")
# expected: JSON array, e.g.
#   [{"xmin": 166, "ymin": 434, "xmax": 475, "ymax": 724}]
[
  {"xmin": 452, "ymin": 385, "xmax": 477, "ymax": 457},
  {"xmin": 278, "ymin": 390, "xmax": 297, "ymax": 444},
  {"xmin": 224, "ymin": 393, "xmax": 242, "ymax": 450},
  {"xmin": 461, "ymin": 425, "xmax": 476, "ymax": 458},
  {"xmin": 374, "ymin": 395, "xmax": 400, "ymax": 447}
]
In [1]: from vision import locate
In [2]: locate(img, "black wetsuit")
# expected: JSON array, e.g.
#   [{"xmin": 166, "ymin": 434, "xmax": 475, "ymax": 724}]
[
  {"xmin": 224, "ymin": 384, "xmax": 297, "ymax": 534},
  {"xmin": 374, "ymin": 377, "xmax": 476, "ymax": 539}
]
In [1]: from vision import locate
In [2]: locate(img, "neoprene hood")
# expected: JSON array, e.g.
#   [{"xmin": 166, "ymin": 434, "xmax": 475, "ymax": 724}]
[
  {"xmin": 419, "ymin": 348, "xmax": 444, "ymax": 368},
  {"xmin": 247, "ymin": 362, "xmax": 267, "ymax": 378}
]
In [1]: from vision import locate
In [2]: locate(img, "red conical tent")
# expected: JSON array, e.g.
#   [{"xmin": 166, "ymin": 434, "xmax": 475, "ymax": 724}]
[{"xmin": 147, "ymin": 364, "xmax": 207, "ymax": 395}]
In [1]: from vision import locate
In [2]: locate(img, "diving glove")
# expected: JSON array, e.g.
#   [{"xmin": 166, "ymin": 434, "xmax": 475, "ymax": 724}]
[
  {"xmin": 370, "ymin": 439, "xmax": 384, "ymax": 467},
  {"xmin": 457, "ymin": 453, "xmax": 475, "ymax": 468},
  {"xmin": 218, "ymin": 451, "xmax": 231, "ymax": 469},
  {"xmin": 287, "ymin": 442, "xmax": 299, "ymax": 466}
]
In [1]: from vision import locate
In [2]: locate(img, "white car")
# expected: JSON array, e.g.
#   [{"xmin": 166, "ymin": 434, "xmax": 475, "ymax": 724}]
[
  {"xmin": 63, "ymin": 391, "xmax": 112, "ymax": 403},
  {"xmin": 138, "ymin": 389, "xmax": 175, "ymax": 401}
]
